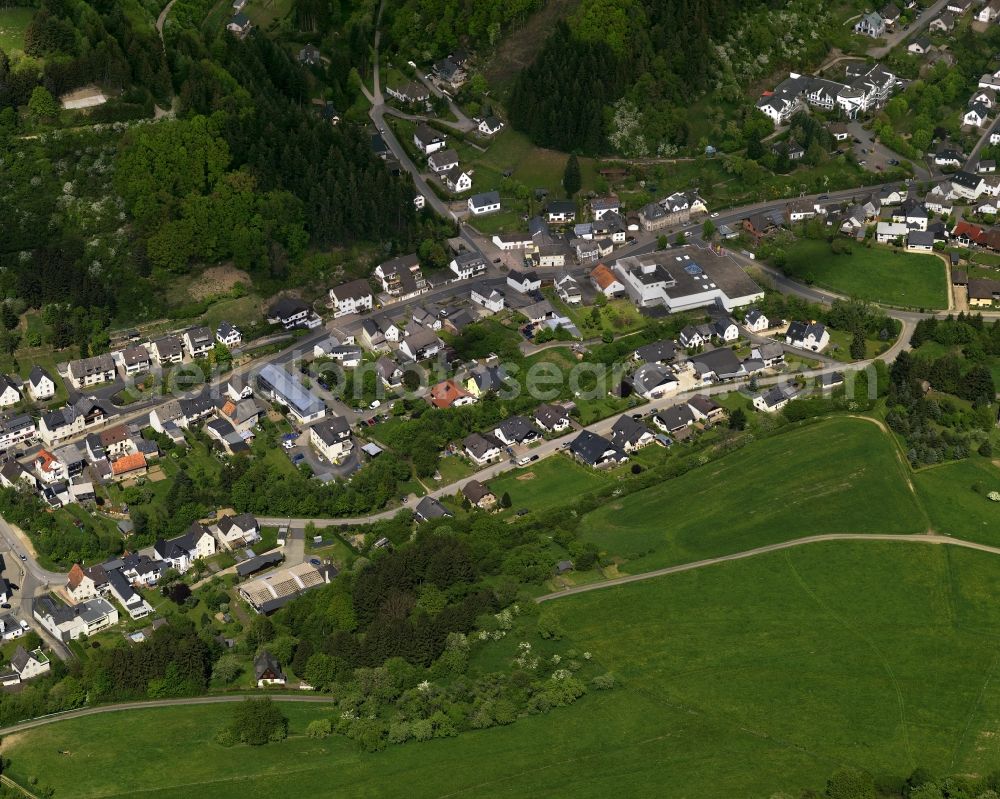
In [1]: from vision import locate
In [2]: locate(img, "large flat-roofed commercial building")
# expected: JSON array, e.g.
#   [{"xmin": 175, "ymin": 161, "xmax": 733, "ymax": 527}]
[
  {"xmin": 613, "ymin": 247, "xmax": 764, "ymax": 313},
  {"xmin": 255, "ymin": 363, "xmax": 326, "ymax": 423}
]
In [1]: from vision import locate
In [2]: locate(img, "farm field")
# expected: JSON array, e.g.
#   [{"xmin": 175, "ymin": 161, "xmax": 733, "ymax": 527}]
[
  {"xmin": 12, "ymin": 543, "xmax": 1000, "ymax": 797},
  {"xmin": 777, "ymin": 239, "xmax": 950, "ymax": 310},
  {"xmin": 578, "ymin": 416, "xmax": 928, "ymax": 573}
]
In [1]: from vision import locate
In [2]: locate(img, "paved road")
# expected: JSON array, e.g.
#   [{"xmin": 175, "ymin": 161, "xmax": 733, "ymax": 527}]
[
  {"xmin": 535, "ymin": 532, "xmax": 1000, "ymax": 603},
  {"xmin": 366, "ymin": 2, "xmax": 456, "ymax": 219},
  {"xmin": 415, "ymin": 74, "xmax": 475, "ymax": 133},
  {"xmin": 869, "ymin": 0, "xmax": 949, "ymax": 58},
  {"xmin": 0, "ymin": 693, "xmax": 336, "ymax": 736},
  {"xmin": 966, "ymin": 121, "xmax": 995, "ymax": 172}
]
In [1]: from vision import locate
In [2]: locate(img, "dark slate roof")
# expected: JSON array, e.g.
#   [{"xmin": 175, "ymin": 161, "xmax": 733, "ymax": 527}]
[
  {"xmin": 569, "ymin": 430, "xmax": 621, "ymax": 465},
  {"xmin": 415, "ymin": 496, "xmax": 452, "ymax": 522}
]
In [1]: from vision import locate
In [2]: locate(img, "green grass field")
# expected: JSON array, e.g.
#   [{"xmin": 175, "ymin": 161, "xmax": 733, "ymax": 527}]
[
  {"xmin": 778, "ymin": 239, "xmax": 949, "ymax": 309},
  {"xmin": 578, "ymin": 417, "xmax": 928, "ymax": 572},
  {"xmin": 13, "ymin": 542, "xmax": 1000, "ymax": 798},
  {"xmin": 0, "ymin": 7, "xmax": 33, "ymax": 54},
  {"xmin": 489, "ymin": 454, "xmax": 611, "ymax": 512},
  {"xmin": 913, "ymin": 458, "xmax": 1000, "ymax": 546}
]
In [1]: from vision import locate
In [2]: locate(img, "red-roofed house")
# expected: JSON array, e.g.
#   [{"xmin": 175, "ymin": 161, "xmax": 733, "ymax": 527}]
[
  {"xmin": 590, "ymin": 264, "xmax": 625, "ymax": 298},
  {"xmin": 953, "ymin": 220, "xmax": 986, "ymax": 246},
  {"xmin": 34, "ymin": 449, "xmax": 67, "ymax": 484},
  {"xmin": 429, "ymin": 380, "xmax": 477, "ymax": 409},
  {"xmin": 111, "ymin": 452, "xmax": 147, "ymax": 481}
]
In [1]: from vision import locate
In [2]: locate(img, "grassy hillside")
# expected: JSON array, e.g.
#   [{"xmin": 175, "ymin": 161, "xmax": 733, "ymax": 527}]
[
  {"xmin": 578, "ymin": 416, "xmax": 928, "ymax": 573},
  {"xmin": 776, "ymin": 239, "xmax": 950, "ymax": 310},
  {"xmin": 11, "ymin": 543, "xmax": 1000, "ymax": 797}
]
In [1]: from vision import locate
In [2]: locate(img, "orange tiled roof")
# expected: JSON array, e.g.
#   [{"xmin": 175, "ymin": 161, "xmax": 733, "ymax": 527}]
[
  {"xmin": 429, "ymin": 379, "xmax": 470, "ymax": 409},
  {"xmin": 36, "ymin": 450, "xmax": 58, "ymax": 473},
  {"xmin": 591, "ymin": 264, "xmax": 617, "ymax": 289},
  {"xmin": 112, "ymin": 452, "xmax": 147, "ymax": 475}
]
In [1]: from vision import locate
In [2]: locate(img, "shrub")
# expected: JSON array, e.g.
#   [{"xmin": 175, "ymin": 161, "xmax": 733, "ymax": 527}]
[
  {"xmin": 592, "ymin": 673, "xmax": 616, "ymax": 690},
  {"xmin": 537, "ymin": 611, "xmax": 564, "ymax": 641},
  {"xmin": 306, "ymin": 719, "xmax": 332, "ymax": 739}
]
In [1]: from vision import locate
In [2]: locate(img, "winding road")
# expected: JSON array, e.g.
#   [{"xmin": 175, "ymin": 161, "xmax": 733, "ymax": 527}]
[
  {"xmin": 0, "ymin": 693, "xmax": 336, "ymax": 736},
  {"xmin": 535, "ymin": 532, "xmax": 1000, "ymax": 603}
]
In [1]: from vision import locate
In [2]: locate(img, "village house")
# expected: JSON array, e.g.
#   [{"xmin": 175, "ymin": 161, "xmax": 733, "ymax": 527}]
[
  {"xmin": 427, "ymin": 149, "xmax": 459, "ymax": 173},
  {"xmin": 120, "ymin": 344, "xmax": 151, "ymax": 376},
  {"xmin": 555, "ymin": 272, "xmax": 582, "ymax": 304},
  {"xmin": 267, "ymin": 297, "xmax": 320, "ymax": 329},
  {"xmin": 183, "ymin": 326, "xmax": 214, "ymax": 359},
  {"xmin": 413, "ymin": 124, "xmax": 446, "ymax": 155},
  {"xmin": 216, "ymin": 321, "xmax": 243, "ymax": 348},
  {"xmin": 151, "ymin": 335, "xmax": 184, "ymax": 365},
  {"xmin": 463, "ymin": 432, "xmax": 503, "ymax": 465},
  {"xmin": 8, "ymin": 646, "xmax": 51, "ymax": 682},
  {"xmin": 652, "ymin": 404, "xmax": 695, "ymax": 437},
  {"xmin": 329, "ymin": 279, "xmax": 374, "ymax": 318},
  {"xmin": 570, "ymin": 430, "xmax": 627, "ymax": 468},
  {"xmin": 751, "ymin": 342, "xmax": 786, "ymax": 368},
  {"xmin": 0, "ymin": 414, "xmax": 35, "ymax": 452},
  {"xmin": 471, "ymin": 113, "xmax": 503, "ymax": 136},
  {"xmin": 212, "ymin": 513, "xmax": 260, "ymax": 549},
  {"xmin": 507, "ymin": 269, "xmax": 542, "ymax": 294},
  {"xmin": 744, "ymin": 308, "xmax": 770, "ymax": 332},
  {"xmin": 854, "ymin": 11, "xmax": 885, "ymax": 38},
  {"xmin": 375, "ymin": 356, "xmax": 403, "ymax": 389},
  {"xmin": 785, "ymin": 320, "xmax": 830, "ymax": 351},
  {"xmin": 387, "ymin": 80, "xmax": 429, "ymax": 104},
  {"xmin": 0, "ymin": 375, "xmax": 20, "ymax": 407},
  {"xmin": 533, "ymin": 403, "xmax": 571, "ymax": 433},
  {"xmin": 468, "ymin": 191, "xmax": 501, "ymax": 216},
  {"xmin": 255, "ymin": 651, "xmax": 286, "ymax": 687},
  {"xmin": 67, "ymin": 353, "xmax": 116, "ymax": 388},
  {"xmin": 590, "ymin": 263, "xmax": 625, "ymax": 297},
  {"xmin": 38, "ymin": 398, "xmax": 115, "ymax": 446},
  {"xmin": 27, "ymin": 366, "xmax": 56, "ymax": 400},
  {"xmin": 441, "ymin": 166, "xmax": 473, "ymax": 193},
  {"xmin": 471, "ymin": 285, "xmax": 505, "ymax": 313},
  {"xmin": 462, "ymin": 479, "xmax": 497, "ymax": 509},
  {"xmin": 399, "ymin": 327, "xmax": 442, "ymax": 361},
  {"xmin": 239, "ymin": 562, "xmax": 331, "ymax": 614},
  {"xmin": 610, "ymin": 415, "xmax": 655, "ymax": 452},
  {"xmin": 374, "ymin": 254, "xmax": 426, "ymax": 298},
  {"xmin": 688, "ymin": 394, "xmax": 725, "ymax": 424},
  {"xmin": 449, "ymin": 251, "xmax": 488, "ymax": 280},
  {"xmin": 546, "ymin": 200, "xmax": 576, "ymax": 224},
  {"xmin": 429, "ymin": 379, "xmax": 476, "ymax": 409},
  {"xmin": 754, "ymin": 385, "xmax": 798, "ymax": 413},
  {"xmin": 226, "ymin": 11, "xmax": 251, "ymax": 37},
  {"xmin": 33, "ymin": 595, "xmax": 118, "ymax": 641},
  {"xmin": 154, "ymin": 523, "xmax": 217, "ymax": 573},
  {"xmin": 309, "ymin": 415, "xmax": 353, "ymax": 463},
  {"xmin": 493, "ymin": 416, "xmax": 540, "ymax": 447}
]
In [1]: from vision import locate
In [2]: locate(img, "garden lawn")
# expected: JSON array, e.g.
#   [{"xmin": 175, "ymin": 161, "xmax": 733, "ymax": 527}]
[
  {"xmin": 0, "ymin": 7, "xmax": 33, "ymax": 54},
  {"xmin": 489, "ymin": 453, "xmax": 611, "ymax": 512},
  {"xmin": 578, "ymin": 416, "xmax": 927, "ymax": 572},
  {"xmin": 13, "ymin": 543, "xmax": 1000, "ymax": 798},
  {"xmin": 778, "ymin": 239, "xmax": 949, "ymax": 309}
]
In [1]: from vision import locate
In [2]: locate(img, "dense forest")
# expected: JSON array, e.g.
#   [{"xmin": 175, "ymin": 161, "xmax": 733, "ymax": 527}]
[
  {"xmin": 0, "ymin": 0, "xmax": 170, "ymax": 115},
  {"xmin": 0, "ymin": 0, "xmax": 423, "ymax": 345},
  {"xmin": 507, "ymin": 0, "xmax": 843, "ymax": 155},
  {"xmin": 383, "ymin": 0, "xmax": 540, "ymax": 58}
]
